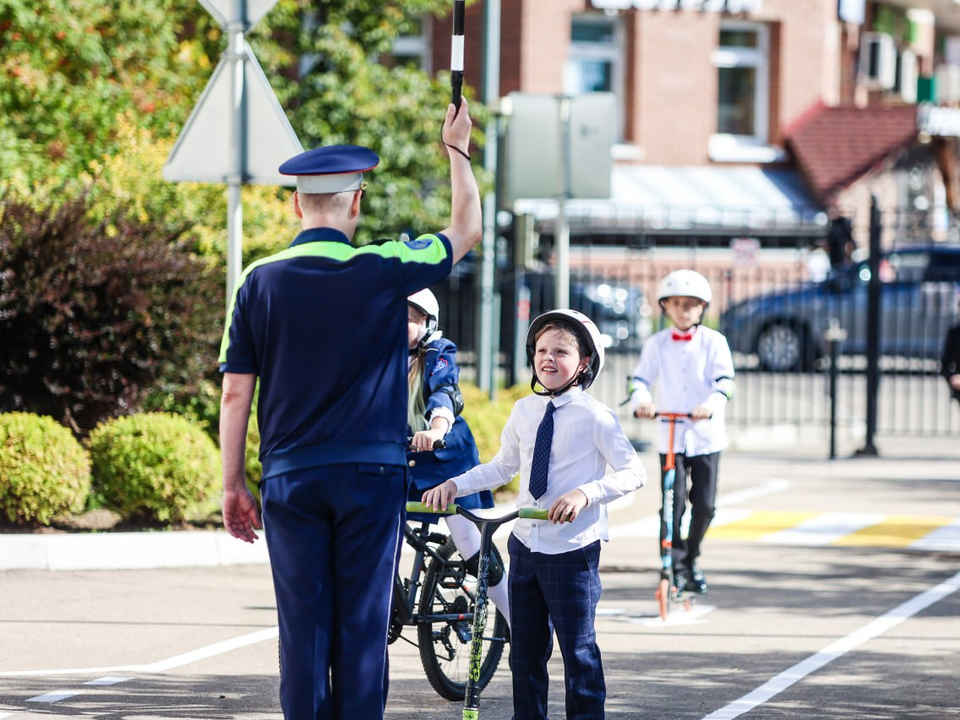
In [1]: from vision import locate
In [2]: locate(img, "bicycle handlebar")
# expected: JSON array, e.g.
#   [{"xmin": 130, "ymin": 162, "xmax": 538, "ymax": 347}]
[
  {"xmin": 406, "ymin": 501, "xmax": 550, "ymax": 522},
  {"xmin": 407, "ymin": 438, "xmax": 447, "ymax": 451}
]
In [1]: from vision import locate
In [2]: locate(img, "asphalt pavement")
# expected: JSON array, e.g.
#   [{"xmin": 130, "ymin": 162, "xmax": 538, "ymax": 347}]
[{"xmin": 1, "ymin": 431, "xmax": 958, "ymax": 719}]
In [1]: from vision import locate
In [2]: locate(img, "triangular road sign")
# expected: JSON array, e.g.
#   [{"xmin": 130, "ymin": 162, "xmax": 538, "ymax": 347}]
[
  {"xmin": 163, "ymin": 41, "xmax": 303, "ymax": 186},
  {"xmin": 199, "ymin": 0, "xmax": 277, "ymax": 29}
]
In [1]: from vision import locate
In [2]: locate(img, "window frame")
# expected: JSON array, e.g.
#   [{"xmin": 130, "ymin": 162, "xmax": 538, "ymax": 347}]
[
  {"xmin": 565, "ymin": 13, "xmax": 625, "ymax": 141},
  {"xmin": 710, "ymin": 20, "xmax": 779, "ymax": 163}
]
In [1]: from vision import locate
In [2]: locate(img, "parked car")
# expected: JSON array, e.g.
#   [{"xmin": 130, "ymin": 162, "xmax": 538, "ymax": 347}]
[
  {"xmin": 720, "ymin": 245, "xmax": 960, "ymax": 372},
  {"xmin": 527, "ymin": 273, "xmax": 654, "ymax": 352}
]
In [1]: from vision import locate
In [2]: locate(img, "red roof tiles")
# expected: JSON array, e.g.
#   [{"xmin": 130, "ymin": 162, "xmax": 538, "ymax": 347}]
[{"xmin": 785, "ymin": 104, "xmax": 918, "ymax": 207}]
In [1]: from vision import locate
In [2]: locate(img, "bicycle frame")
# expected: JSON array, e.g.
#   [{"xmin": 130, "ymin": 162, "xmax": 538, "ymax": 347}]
[
  {"xmin": 391, "ymin": 520, "xmax": 451, "ymax": 628},
  {"xmin": 406, "ymin": 501, "xmax": 550, "ymax": 720}
]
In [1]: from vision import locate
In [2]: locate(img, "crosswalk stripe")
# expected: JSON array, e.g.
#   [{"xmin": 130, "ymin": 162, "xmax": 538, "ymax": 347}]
[
  {"xmin": 759, "ymin": 512, "xmax": 886, "ymax": 546},
  {"xmin": 707, "ymin": 511, "xmax": 820, "ymax": 541},
  {"xmin": 704, "ymin": 510, "xmax": 960, "ymax": 550},
  {"xmin": 833, "ymin": 515, "xmax": 955, "ymax": 548}
]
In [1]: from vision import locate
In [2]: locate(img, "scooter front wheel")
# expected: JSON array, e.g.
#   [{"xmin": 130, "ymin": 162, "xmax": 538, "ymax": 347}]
[{"xmin": 655, "ymin": 577, "xmax": 671, "ymax": 621}]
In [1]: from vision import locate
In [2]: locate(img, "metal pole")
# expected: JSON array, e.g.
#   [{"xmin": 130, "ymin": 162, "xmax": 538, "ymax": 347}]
[
  {"xmin": 225, "ymin": 0, "xmax": 247, "ymax": 307},
  {"xmin": 858, "ymin": 195, "xmax": 882, "ymax": 457},
  {"xmin": 554, "ymin": 97, "xmax": 570, "ymax": 309},
  {"xmin": 825, "ymin": 318, "xmax": 847, "ymax": 460},
  {"xmin": 478, "ymin": 0, "xmax": 501, "ymax": 396}
]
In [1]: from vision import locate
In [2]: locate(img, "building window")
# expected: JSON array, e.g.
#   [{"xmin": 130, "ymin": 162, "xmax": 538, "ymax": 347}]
[
  {"xmin": 383, "ymin": 17, "xmax": 431, "ymax": 72},
  {"xmin": 711, "ymin": 21, "xmax": 780, "ymax": 162},
  {"xmin": 565, "ymin": 14, "xmax": 623, "ymax": 139}
]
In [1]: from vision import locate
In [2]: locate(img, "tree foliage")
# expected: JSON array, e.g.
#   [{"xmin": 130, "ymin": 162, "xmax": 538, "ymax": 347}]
[{"xmin": 0, "ymin": 195, "xmax": 223, "ymax": 434}]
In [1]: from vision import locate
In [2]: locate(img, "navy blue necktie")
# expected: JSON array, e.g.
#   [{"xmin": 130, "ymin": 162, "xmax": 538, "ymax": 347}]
[{"xmin": 529, "ymin": 402, "xmax": 556, "ymax": 499}]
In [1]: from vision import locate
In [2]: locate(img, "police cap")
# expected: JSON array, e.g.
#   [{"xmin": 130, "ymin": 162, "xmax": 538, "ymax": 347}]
[{"xmin": 279, "ymin": 144, "xmax": 380, "ymax": 195}]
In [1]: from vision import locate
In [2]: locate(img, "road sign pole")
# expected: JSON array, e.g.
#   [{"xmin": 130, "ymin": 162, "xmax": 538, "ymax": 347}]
[{"xmin": 226, "ymin": 10, "xmax": 247, "ymax": 305}]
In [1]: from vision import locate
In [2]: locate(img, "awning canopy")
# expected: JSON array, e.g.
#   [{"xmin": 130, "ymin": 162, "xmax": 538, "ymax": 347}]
[{"xmin": 512, "ymin": 165, "xmax": 827, "ymax": 236}]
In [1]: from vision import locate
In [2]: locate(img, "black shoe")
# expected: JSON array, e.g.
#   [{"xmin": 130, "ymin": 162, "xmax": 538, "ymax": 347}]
[
  {"xmin": 672, "ymin": 567, "xmax": 690, "ymax": 597},
  {"xmin": 687, "ymin": 562, "xmax": 708, "ymax": 595}
]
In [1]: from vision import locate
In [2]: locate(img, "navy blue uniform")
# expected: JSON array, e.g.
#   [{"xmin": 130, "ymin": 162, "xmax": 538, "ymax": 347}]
[
  {"xmin": 220, "ymin": 227, "xmax": 451, "ymax": 719},
  {"xmin": 406, "ymin": 336, "xmax": 492, "ymax": 517}
]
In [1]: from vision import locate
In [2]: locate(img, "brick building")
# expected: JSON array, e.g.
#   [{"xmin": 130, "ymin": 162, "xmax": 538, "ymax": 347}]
[{"xmin": 417, "ymin": 0, "xmax": 960, "ymax": 251}]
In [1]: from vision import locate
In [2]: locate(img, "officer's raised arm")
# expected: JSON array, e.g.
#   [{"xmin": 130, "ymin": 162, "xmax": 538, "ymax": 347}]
[{"xmin": 438, "ymin": 98, "xmax": 482, "ymax": 263}]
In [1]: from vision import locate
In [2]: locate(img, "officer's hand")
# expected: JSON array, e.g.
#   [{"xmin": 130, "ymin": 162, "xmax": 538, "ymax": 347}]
[
  {"xmin": 548, "ymin": 489, "xmax": 587, "ymax": 524},
  {"xmin": 950, "ymin": 374, "xmax": 960, "ymax": 391},
  {"xmin": 634, "ymin": 403, "xmax": 656, "ymax": 419},
  {"xmin": 223, "ymin": 487, "xmax": 262, "ymax": 544},
  {"xmin": 422, "ymin": 480, "xmax": 458, "ymax": 512},
  {"xmin": 443, "ymin": 97, "xmax": 472, "ymax": 155}
]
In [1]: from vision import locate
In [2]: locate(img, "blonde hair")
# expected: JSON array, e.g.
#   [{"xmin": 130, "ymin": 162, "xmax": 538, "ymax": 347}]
[
  {"xmin": 407, "ymin": 352, "xmax": 429, "ymax": 432},
  {"xmin": 535, "ymin": 321, "xmax": 588, "ymax": 358}
]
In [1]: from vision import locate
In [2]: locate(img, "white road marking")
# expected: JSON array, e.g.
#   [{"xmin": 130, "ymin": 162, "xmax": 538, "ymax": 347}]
[
  {"xmin": 84, "ymin": 676, "xmax": 133, "ymax": 686},
  {"xmin": 27, "ymin": 689, "xmax": 79, "ymax": 702},
  {"xmin": 760, "ymin": 511, "xmax": 886, "ymax": 546},
  {"xmin": 597, "ymin": 604, "xmax": 717, "ymax": 627},
  {"xmin": 701, "ymin": 569, "xmax": 960, "ymax": 720},
  {"xmin": 911, "ymin": 518, "xmax": 960, "ymax": 551},
  {"xmin": 715, "ymin": 477, "xmax": 790, "ymax": 507},
  {"xmin": 0, "ymin": 626, "xmax": 279, "ymax": 678}
]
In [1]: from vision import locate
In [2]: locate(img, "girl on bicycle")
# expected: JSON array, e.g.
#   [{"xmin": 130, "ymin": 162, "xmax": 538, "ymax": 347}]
[{"xmin": 406, "ymin": 289, "xmax": 510, "ymax": 628}]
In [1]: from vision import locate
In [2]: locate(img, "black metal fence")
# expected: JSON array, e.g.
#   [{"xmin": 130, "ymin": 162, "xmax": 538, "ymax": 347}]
[{"xmin": 431, "ymin": 207, "xmax": 960, "ymax": 443}]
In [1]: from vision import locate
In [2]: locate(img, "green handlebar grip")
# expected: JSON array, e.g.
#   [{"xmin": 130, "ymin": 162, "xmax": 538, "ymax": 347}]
[
  {"xmin": 518, "ymin": 508, "xmax": 550, "ymax": 520},
  {"xmin": 406, "ymin": 501, "xmax": 458, "ymax": 515}
]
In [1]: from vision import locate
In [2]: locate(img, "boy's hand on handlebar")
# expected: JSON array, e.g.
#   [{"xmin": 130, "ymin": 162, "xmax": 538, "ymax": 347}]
[
  {"xmin": 411, "ymin": 427, "xmax": 446, "ymax": 451},
  {"xmin": 634, "ymin": 403, "xmax": 657, "ymax": 419},
  {"xmin": 548, "ymin": 489, "xmax": 588, "ymax": 524},
  {"xmin": 422, "ymin": 480, "xmax": 458, "ymax": 511},
  {"xmin": 690, "ymin": 405, "xmax": 712, "ymax": 420}
]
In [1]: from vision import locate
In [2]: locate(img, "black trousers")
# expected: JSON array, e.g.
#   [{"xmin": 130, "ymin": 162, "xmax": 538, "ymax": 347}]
[{"xmin": 658, "ymin": 451, "xmax": 721, "ymax": 568}]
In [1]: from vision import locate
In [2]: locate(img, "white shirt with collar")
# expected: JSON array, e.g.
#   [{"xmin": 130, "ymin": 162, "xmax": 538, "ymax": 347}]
[
  {"xmin": 450, "ymin": 386, "xmax": 645, "ymax": 555},
  {"xmin": 628, "ymin": 325, "xmax": 735, "ymax": 456}
]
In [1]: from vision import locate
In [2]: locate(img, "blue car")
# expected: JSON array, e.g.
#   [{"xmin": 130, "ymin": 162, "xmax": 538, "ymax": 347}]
[{"xmin": 720, "ymin": 245, "xmax": 960, "ymax": 372}]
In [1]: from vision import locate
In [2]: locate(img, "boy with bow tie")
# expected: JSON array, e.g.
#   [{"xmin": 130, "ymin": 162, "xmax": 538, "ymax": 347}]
[{"xmin": 628, "ymin": 270, "xmax": 735, "ymax": 595}]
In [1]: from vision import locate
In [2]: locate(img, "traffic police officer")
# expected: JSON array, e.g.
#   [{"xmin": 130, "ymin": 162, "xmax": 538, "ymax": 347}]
[{"xmin": 218, "ymin": 99, "xmax": 481, "ymax": 719}]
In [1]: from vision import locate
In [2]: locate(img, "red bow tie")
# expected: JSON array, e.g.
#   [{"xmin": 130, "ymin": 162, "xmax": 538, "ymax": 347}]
[{"xmin": 672, "ymin": 331, "xmax": 694, "ymax": 342}]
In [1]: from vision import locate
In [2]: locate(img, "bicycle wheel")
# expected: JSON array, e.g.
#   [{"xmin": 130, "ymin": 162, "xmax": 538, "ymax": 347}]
[{"xmin": 417, "ymin": 538, "xmax": 508, "ymax": 701}]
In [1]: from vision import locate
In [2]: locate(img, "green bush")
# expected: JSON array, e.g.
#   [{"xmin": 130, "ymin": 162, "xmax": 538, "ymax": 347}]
[
  {"xmin": 88, "ymin": 412, "xmax": 220, "ymax": 524},
  {"xmin": 0, "ymin": 412, "xmax": 91, "ymax": 525}
]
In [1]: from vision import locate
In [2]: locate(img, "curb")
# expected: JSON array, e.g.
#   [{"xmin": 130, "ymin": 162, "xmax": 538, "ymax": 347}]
[{"xmin": 0, "ymin": 530, "xmax": 270, "ymax": 572}]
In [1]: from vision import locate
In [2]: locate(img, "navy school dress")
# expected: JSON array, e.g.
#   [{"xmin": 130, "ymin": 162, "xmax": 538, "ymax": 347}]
[{"xmin": 406, "ymin": 336, "xmax": 493, "ymax": 524}]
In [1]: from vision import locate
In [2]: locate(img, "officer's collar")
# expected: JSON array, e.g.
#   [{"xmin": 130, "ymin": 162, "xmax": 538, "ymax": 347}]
[{"xmin": 289, "ymin": 227, "xmax": 352, "ymax": 247}]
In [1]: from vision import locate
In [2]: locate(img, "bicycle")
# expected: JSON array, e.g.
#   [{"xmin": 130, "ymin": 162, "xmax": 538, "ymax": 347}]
[
  {"xmin": 406, "ymin": 500, "xmax": 552, "ymax": 720},
  {"xmin": 388, "ymin": 502, "xmax": 509, "ymax": 701}
]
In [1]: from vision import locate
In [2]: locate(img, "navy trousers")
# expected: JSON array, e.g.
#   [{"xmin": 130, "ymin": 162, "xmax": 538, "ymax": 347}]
[
  {"xmin": 660, "ymin": 451, "xmax": 720, "ymax": 568},
  {"xmin": 508, "ymin": 534, "xmax": 605, "ymax": 719},
  {"xmin": 261, "ymin": 463, "xmax": 406, "ymax": 720}
]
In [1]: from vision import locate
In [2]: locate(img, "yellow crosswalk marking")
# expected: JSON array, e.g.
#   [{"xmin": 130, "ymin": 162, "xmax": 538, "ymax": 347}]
[
  {"xmin": 708, "ymin": 511, "xmax": 819, "ymax": 541},
  {"xmin": 833, "ymin": 515, "xmax": 955, "ymax": 548},
  {"xmin": 705, "ymin": 511, "xmax": 958, "ymax": 549}
]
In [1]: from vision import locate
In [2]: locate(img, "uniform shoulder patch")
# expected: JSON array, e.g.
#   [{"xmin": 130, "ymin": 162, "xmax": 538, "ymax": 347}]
[
  {"xmin": 430, "ymin": 357, "xmax": 449, "ymax": 375},
  {"xmin": 406, "ymin": 237, "xmax": 434, "ymax": 250}
]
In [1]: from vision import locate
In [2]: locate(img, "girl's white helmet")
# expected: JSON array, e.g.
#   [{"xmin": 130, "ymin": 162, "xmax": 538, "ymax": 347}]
[
  {"xmin": 525, "ymin": 309, "xmax": 605, "ymax": 391},
  {"xmin": 658, "ymin": 270, "xmax": 712, "ymax": 305},
  {"xmin": 408, "ymin": 288, "xmax": 439, "ymax": 327}
]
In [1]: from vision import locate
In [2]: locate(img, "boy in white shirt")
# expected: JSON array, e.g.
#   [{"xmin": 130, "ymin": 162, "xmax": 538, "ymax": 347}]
[
  {"xmin": 629, "ymin": 270, "xmax": 735, "ymax": 596},
  {"xmin": 423, "ymin": 309, "xmax": 645, "ymax": 720}
]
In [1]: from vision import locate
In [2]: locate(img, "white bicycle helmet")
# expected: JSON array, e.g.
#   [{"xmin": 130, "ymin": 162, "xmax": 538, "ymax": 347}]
[
  {"xmin": 525, "ymin": 309, "xmax": 605, "ymax": 393},
  {"xmin": 658, "ymin": 269, "xmax": 712, "ymax": 305},
  {"xmin": 408, "ymin": 288, "xmax": 439, "ymax": 330}
]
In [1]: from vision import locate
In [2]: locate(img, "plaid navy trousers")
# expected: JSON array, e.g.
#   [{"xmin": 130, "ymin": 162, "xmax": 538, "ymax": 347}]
[{"xmin": 507, "ymin": 534, "xmax": 606, "ymax": 719}]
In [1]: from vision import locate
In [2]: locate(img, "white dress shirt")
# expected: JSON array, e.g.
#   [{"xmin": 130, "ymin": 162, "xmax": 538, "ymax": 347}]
[
  {"xmin": 450, "ymin": 386, "xmax": 646, "ymax": 555},
  {"xmin": 628, "ymin": 325, "xmax": 735, "ymax": 456}
]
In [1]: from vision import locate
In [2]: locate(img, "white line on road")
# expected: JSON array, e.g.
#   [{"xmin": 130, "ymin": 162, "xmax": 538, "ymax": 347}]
[
  {"xmin": 27, "ymin": 689, "xmax": 80, "ymax": 702},
  {"xmin": 0, "ymin": 626, "xmax": 279, "ymax": 678},
  {"xmin": 701, "ymin": 569, "xmax": 960, "ymax": 720}
]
